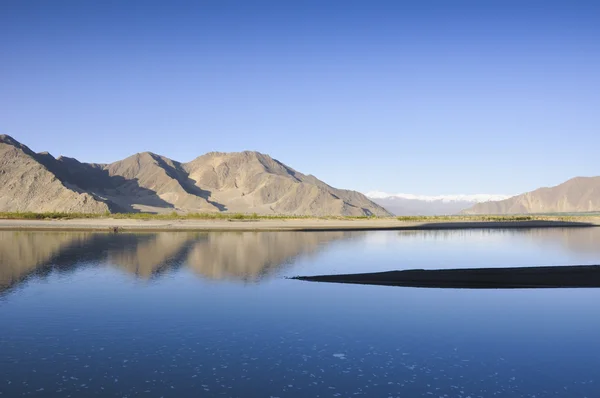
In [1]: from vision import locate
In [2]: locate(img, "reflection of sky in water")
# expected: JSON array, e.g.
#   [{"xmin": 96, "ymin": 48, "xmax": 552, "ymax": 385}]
[
  {"xmin": 291, "ymin": 228, "xmax": 600, "ymax": 276},
  {"xmin": 1, "ymin": 229, "xmax": 600, "ymax": 397}
]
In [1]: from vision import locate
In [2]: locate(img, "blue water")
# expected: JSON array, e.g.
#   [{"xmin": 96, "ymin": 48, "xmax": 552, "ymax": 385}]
[{"xmin": 1, "ymin": 229, "xmax": 600, "ymax": 397}]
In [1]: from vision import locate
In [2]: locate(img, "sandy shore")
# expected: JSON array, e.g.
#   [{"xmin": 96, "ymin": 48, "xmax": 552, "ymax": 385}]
[{"xmin": 0, "ymin": 218, "xmax": 598, "ymax": 232}]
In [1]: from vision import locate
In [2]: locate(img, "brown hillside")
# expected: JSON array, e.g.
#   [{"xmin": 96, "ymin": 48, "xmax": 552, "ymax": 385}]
[
  {"xmin": 464, "ymin": 177, "xmax": 600, "ymax": 214},
  {"xmin": 183, "ymin": 151, "xmax": 390, "ymax": 216},
  {"xmin": 0, "ymin": 135, "xmax": 110, "ymax": 213},
  {"xmin": 0, "ymin": 135, "xmax": 390, "ymax": 216}
]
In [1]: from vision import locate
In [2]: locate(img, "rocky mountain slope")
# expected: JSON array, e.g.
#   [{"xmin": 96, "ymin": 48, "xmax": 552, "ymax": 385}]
[
  {"xmin": 0, "ymin": 135, "xmax": 110, "ymax": 213},
  {"xmin": 0, "ymin": 135, "xmax": 390, "ymax": 216},
  {"xmin": 463, "ymin": 177, "xmax": 600, "ymax": 214}
]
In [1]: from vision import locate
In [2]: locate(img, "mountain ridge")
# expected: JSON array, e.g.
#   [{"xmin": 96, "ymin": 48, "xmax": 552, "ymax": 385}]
[
  {"xmin": 0, "ymin": 135, "xmax": 390, "ymax": 216},
  {"xmin": 366, "ymin": 192, "xmax": 512, "ymax": 203},
  {"xmin": 463, "ymin": 176, "xmax": 600, "ymax": 214},
  {"xmin": 365, "ymin": 191, "xmax": 513, "ymax": 216}
]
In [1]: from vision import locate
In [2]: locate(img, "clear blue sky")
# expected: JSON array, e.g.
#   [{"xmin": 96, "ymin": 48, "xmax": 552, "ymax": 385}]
[{"xmin": 1, "ymin": 0, "xmax": 599, "ymax": 195}]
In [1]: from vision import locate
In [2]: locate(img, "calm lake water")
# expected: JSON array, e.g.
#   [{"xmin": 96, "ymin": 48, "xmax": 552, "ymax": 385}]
[{"xmin": 1, "ymin": 228, "xmax": 600, "ymax": 397}]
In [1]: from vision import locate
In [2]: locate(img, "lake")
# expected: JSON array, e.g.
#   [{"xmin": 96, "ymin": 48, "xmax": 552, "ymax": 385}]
[{"xmin": 1, "ymin": 228, "xmax": 600, "ymax": 397}]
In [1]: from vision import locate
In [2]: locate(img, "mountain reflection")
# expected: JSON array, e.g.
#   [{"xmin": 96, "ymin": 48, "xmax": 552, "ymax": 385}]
[
  {"xmin": 2, "ymin": 228, "xmax": 599, "ymax": 297},
  {"xmin": 525, "ymin": 228, "xmax": 600, "ymax": 254},
  {"xmin": 186, "ymin": 232, "xmax": 348, "ymax": 280},
  {"xmin": 107, "ymin": 233, "xmax": 198, "ymax": 278},
  {"xmin": 0, "ymin": 231, "xmax": 93, "ymax": 293},
  {"xmin": 0, "ymin": 231, "xmax": 352, "ymax": 295},
  {"xmin": 394, "ymin": 227, "xmax": 600, "ymax": 254}
]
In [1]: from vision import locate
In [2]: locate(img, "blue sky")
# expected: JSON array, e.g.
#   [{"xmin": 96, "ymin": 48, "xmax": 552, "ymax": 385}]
[{"xmin": 1, "ymin": 0, "xmax": 599, "ymax": 195}]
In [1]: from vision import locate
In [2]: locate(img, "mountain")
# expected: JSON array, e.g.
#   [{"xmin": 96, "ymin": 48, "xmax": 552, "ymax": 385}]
[
  {"xmin": 463, "ymin": 177, "xmax": 600, "ymax": 214},
  {"xmin": 0, "ymin": 135, "xmax": 110, "ymax": 213},
  {"xmin": 184, "ymin": 151, "xmax": 386, "ymax": 215},
  {"xmin": 366, "ymin": 192, "xmax": 512, "ymax": 216},
  {"xmin": 0, "ymin": 135, "xmax": 390, "ymax": 216}
]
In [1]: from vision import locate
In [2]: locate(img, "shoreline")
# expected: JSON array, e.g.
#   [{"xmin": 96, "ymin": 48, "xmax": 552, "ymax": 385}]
[{"xmin": 0, "ymin": 218, "xmax": 598, "ymax": 232}]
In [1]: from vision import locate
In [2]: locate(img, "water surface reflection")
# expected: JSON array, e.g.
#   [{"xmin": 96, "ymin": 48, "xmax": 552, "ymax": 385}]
[
  {"xmin": 1, "ymin": 228, "xmax": 600, "ymax": 397},
  {"xmin": 0, "ymin": 231, "xmax": 354, "ymax": 295},
  {"xmin": 2, "ymin": 228, "xmax": 600, "ymax": 296}
]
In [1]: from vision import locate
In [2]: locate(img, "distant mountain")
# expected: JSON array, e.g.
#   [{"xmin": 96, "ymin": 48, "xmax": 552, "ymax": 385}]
[
  {"xmin": 0, "ymin": 135, "xmax": 390, "ymax": 216},
  {"xmin": 366, "ymin": 192, "xmax": 512, "ymax": 216},
  {"xmin": 463, "ymin": 177, "xmax": 600, "ymax": 214}
]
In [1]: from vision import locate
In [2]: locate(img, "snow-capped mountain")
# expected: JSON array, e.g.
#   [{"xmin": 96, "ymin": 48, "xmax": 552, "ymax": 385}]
[{"xmin": 365, "ymin": 192, "xmax": 513, "ymax": 216}]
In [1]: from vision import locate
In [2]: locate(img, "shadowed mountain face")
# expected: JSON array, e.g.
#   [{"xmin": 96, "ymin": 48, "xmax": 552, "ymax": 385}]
[
  {"xmin": 0, "ymin": 135, "xmax": 390, "ymax": 216},
  {"xmin": 0, "ymin": 137, "xmax": 110, "ymax": 213},
  {"xmin": 0, "ymin": 231, "xmax": 353, "ymax": 295},
  {"xmin": 464, "ymin": 177, "xmax": 600, "ymax": 214}
]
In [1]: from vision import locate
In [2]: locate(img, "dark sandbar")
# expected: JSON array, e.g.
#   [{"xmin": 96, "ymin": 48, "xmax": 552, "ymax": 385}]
[{"xmin": 290, "ymin": 265, "xmax": 600, "ymax": 289}]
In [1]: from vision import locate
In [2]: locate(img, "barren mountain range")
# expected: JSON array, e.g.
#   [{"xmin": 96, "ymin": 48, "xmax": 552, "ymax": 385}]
[
  {"xmin": 366, "ymin": 192, "xmax": 512, "ymax": 216},
  {"xmin": 2, "ymin": 134, "xmax": 597, "ymax": 216},
  {"xmin": 0, "ymin": 135, "xmax": 390, "ymax": 216},
  {"xmin": 370, "ymin": 177, "xmax": 600, "ymax": 216},
  {"xmin": 463, "ymin": 177, "xmax": 600, "ymax": 214}
]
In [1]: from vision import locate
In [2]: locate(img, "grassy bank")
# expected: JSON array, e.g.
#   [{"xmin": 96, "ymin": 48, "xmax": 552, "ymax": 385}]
[
  {"xmin": 395, "ymin": 215, "xmax": 600, "ymax": 222},
  {"xmin": 0, "ymin": 211, "xmax": 294, "ymax": 220},
  {"xmin": 396, "ymin": 215, "xmax": 538, "ymax": 222},
  {"xmin": 0, "ymin": 211, "xmax": 366, "ymax": 221},
  {"xmin": 0, "ymin": 211, "xmax": 597, "ymax": 222}
]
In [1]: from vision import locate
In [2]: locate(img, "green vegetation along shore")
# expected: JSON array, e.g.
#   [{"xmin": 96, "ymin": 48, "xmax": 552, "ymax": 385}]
[
  {"xmin": 0, "ymin": 215, "xmax": 598, "ymax": 232},
  {"xmin": 0, "ymin": 211, "xmax": 599, "ymax": 223}
]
